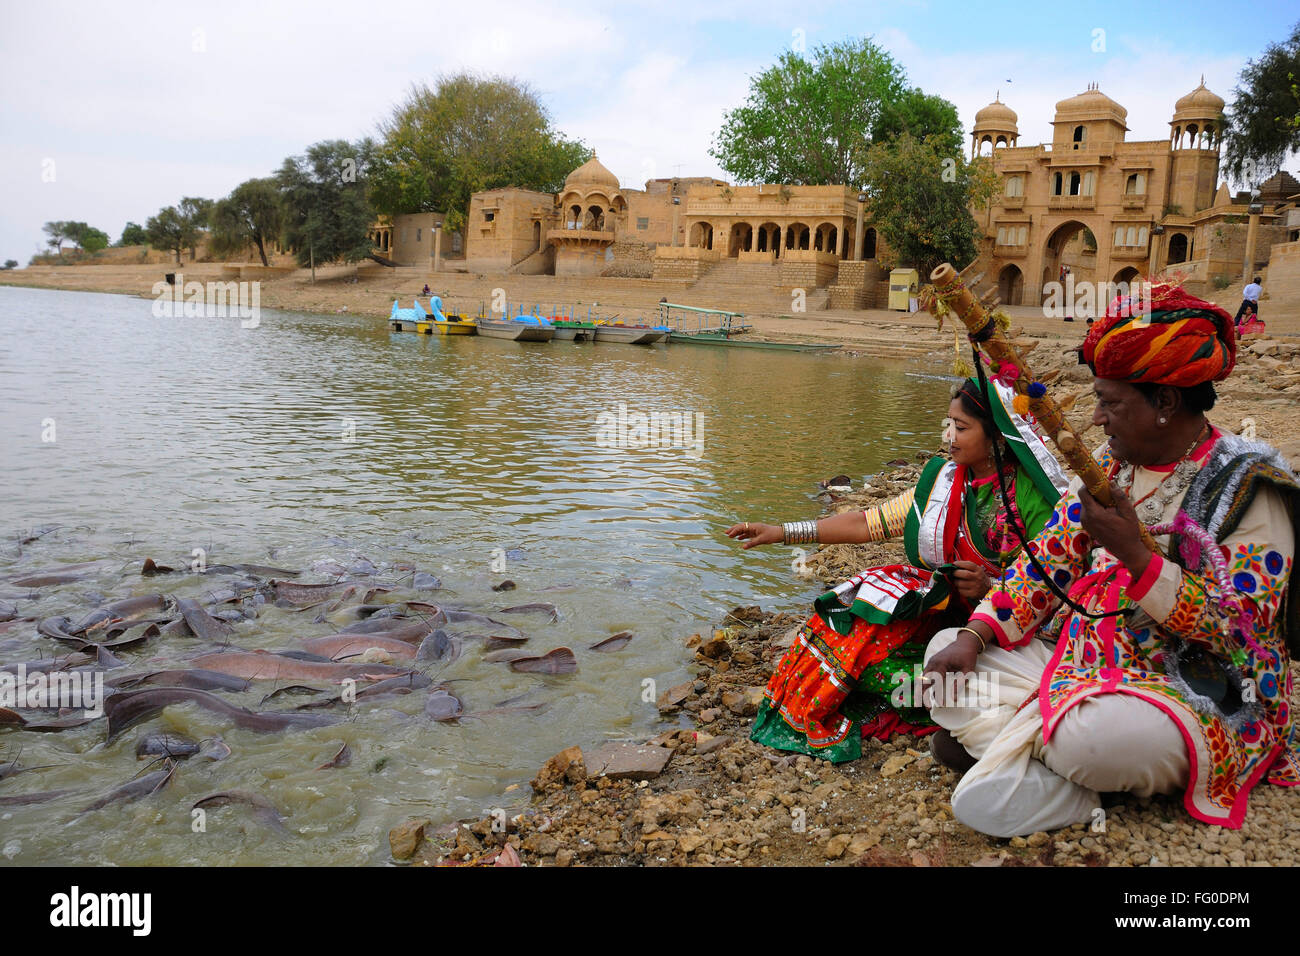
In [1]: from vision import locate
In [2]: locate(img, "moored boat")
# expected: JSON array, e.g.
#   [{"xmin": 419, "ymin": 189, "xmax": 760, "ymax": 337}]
[
  {"xmin": 667, "ymin": 332, "xmax": 838, "ymax": 351},
  {"xmin": 593, "ymin": 324, "xmax": 667, "ymax": 345},
  {"xmin": 475, "ymin": 317, "xmax": 555, "ymax": 342},
  {"xmin": 432, "ymin": 316, "xmax": 477, "ymax": 335},
  {"xmin": 426, "ymin": 297, "xmax": 477, "ymax": 335},
  {"xmin": 390, "ymin": 297, "xmax": 426, "ymax": 332},
  {"xmin": 550, "ymin": 320, "xmax": 595, "ymax": 342}
]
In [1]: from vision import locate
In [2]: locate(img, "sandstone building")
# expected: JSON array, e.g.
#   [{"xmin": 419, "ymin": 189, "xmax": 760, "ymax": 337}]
[
  {"xmin": 372, "ymin": 79, "xmax": 1299, "ymax": 313},
  {"xmin": 972, "ymin": 80, "xmax": 1292, "ymax": 305}
]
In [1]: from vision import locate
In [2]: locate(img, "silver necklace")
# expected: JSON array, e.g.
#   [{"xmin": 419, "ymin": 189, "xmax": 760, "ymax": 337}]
[{"xmin": 1115, "ymin": 425, "xmax": 1209, "ymax": 526}]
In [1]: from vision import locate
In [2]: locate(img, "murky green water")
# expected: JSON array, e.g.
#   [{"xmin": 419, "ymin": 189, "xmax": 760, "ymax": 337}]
[{"xmin": 0, "ymin": 285, "xmax": 950, "ymax": 864}]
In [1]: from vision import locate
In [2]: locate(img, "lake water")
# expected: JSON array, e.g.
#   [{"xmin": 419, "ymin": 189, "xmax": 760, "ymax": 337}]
[{"xmin": 0, "ymin": 285, "xmax": 950, "ymax": 864}]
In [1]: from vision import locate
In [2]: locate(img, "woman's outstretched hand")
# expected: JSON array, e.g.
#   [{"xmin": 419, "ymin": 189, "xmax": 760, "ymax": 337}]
[
  {"xmin": 950, "ymin": 560, "xmax": 992, "ymax": 602},
  {"xmin": 725, "ymin": 522, "xmax": 783, "ymax": 550}
]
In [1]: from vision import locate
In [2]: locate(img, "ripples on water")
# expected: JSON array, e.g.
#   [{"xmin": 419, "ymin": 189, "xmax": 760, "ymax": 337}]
[{"xmin": 0, "ymin": 286, "xmax": 951, "ymax": 864}]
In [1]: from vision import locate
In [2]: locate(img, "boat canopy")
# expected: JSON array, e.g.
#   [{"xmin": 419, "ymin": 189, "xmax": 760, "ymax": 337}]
[{"xmin": 657, "ymin": 302, "xmax": 750, "ymax": 335}]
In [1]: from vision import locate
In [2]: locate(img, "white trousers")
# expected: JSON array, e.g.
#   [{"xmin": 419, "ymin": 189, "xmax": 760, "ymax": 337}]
[{"xmin": 924, "ymin": 628, "xmax": 1190, "ymax": 838}]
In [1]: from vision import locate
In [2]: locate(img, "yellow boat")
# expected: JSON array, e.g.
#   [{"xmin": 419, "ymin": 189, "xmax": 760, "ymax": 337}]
[
  {"xmin": 428, "ymin": 296, "xmax": 477, "ymax": 335},
  {"xmin": 433, "ymin": 316, "xmax": 476, "ymax": 335}
]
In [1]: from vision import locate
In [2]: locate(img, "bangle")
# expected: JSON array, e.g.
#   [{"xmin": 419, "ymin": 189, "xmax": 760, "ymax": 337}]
[
  {"xmin": 957, "ymin": 626, "xmax": 987, "ymax": 653},
  {"xmin": 782, "ymin": 520, "xmax": 819, "ymax": 545}
]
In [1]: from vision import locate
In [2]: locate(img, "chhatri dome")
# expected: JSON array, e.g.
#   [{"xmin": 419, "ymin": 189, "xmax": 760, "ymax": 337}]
[
  {"xmin": 1173, "ymin": 76, "xmax": 1226, "ymax": 119},
  {"xmin": 1054, "ymin": 83, "xmax": 1128, "ymax": 127},
  {"xmin": 564, "ymin": 153, "xmax": 621, "ymax": 190},
  {"xmin": 971, "ymin": 92, "xmax": 1019, "ymax": 156},
  {"xmin": 974, "ymin": 92, "xmax": 1018, "ymax": 127}
]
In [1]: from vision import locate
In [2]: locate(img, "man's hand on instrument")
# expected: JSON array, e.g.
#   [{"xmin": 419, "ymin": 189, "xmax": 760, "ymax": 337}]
[
  {"xmin": 725, "ymin": 522, "xmax": 783, "ymax": 549},
  {"xmin": 1077, "ymin": 481, "xmax": 1151, "ymax": 578},
  {"xmin": 951, "ymin": 560, "xmax": 992, "ymax": 602}
]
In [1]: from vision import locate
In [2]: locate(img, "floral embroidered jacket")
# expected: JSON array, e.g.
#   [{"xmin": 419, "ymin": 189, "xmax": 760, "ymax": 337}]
[{"xmin": 971, "ymin": 430, "xmax": 1299, "ymax": 827}]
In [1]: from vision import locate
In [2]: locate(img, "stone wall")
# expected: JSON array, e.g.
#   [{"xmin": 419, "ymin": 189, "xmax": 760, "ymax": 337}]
[
  {"xmin": 651, "ymin": 246, "xmax": 719, "ymax": 281},
  {"xmin": 827, "ymin": 260, "xmax": 884, "ymax": 309},
  {"xmin": 555, "ymin": 246, "xmax": 613, "ymax": 278},
  {"xmin": 602, "ymin": 239, "xmax": 655, "ymax": 278},
  {"xmin": 1262, "ymin": 239, "xmax": 1300, "ymax": 308},
  {"xmin": 1202, "ymin": 221, "xmax": 1288, "ymax": 283},
  {"xmin": 777, "ymin": 251, "xmax": 838, "ymax": 289}
]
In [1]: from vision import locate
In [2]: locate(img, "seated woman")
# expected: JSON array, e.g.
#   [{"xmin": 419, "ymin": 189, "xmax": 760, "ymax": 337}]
[
  {"xmin": 728, "ymin": 378, "xmax": 1068, "ymax": 763},
  {"xmin": 924, "ymin": 285, "xmax": 1299, "ymax": 836}
]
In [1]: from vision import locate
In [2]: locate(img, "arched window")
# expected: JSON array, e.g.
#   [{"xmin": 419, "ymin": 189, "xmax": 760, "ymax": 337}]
[
  {"xmin": 1082, "ymin": 172, "xmax": 1095, "ymax": 196},
  {"xmin": 1126, "ymin": 226, "xmax": 1137, "ymax": 246},
  {"xmin": 997, "ymin": 227, "xmax": 1007, "ymax": 245},
  {"xmin": 1005, "ymin": 176, "xmax": 1023, "ymax": 197},
  {"xmin": 1018, "ymin": 227, "xmax": 1028, "ymax": 245},
  {"xmin": 1069, "ymin": 172, "xmax": 1082, "ymax": 196},
  {"xmin": 1053, "ymin": 172, "xmax": 1063, "ymax": 196},
  {"xmin": 1073, "ymin": 125, "xmax": 1086, "ymax": 148},
  {"xmin": 1114, "ymin": 226, "xmax": 1125, "ymax": 247},
  {"xmin": 1137, "ymin": 226, "xmax": 1148, "ymax": 246},
  {"xmin": 1168, "ymin": 233, "xmax": 1188, "ymax": 263}
]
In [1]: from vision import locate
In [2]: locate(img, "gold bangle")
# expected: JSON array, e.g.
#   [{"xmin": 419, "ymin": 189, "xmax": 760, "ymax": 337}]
[{"xmin": 957, "ymin": 626, "xmax": 987, "ymax": 653}]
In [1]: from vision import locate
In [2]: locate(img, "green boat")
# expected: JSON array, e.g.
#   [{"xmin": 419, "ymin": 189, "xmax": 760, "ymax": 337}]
[
  {"xmin": 666, "ymin": 332, "xmax": 839, "ymax": 351},
  {"xmin": 550, "ymin": 320, "xmax": 595, "ymax": 342},
  {"xmin": 658, "ymin": 302, "xmax": 838, "ymax": 352}
]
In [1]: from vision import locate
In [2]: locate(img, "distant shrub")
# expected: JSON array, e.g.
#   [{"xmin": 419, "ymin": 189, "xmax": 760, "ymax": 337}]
[{"xmin": 1212, "ymin": 274, "xmax": 1232, "ymax": 290}]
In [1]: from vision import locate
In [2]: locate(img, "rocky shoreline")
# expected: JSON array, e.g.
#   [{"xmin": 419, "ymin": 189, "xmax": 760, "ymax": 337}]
[{"xmin": 391, "ymin": 334, "xmax": 1300, "ymax": 868}]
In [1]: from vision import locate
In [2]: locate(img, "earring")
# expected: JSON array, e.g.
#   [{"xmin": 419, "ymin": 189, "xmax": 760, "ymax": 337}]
[{"xmin": 1159, "ymin": 417, "xmax": 1167, "ymax": 425}]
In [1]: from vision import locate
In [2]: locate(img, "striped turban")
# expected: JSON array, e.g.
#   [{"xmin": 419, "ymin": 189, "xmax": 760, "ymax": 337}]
[{"xmin": 1080, "ymin": 283, "xmax": 1236, "ymax": 387}]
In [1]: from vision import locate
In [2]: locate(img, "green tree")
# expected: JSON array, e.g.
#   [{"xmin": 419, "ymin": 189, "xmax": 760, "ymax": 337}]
[
  {"xmin": 146, "ymin": 206, "xmax": 186, "ymax": 264},
  {"xmin": 1223, "ymin": 21, "xmax": 1300, "ymax": 184},
  {"xmin": 278, "ymin": 139, "xmax": 376, "ymax": 272},
  {"xmin": 42, "ymin": 220, "xmax": 71, "ymax": 258},
  {"xmin": 858, "ymin": 133, "xmax": 999, "ymax": 277},
  {"xmin": 118, "ymin": 222, "xmax": 148, "ymax": 246},
  {"xmin": 872, "ymin": 88, "xmax": 964, "ymax": 157},
  {"xmin": 179, "ymin": 197, "xmax": 213, "ymax": 259},
  {"xmin": 368, "ymin": 73, "xmax": 590, "ymax": 232},
  {"xmin": 61, "ymin": 221, "xmax": 90, "ymax": 250},
  {"xmin": 3, "ymin": 260, "xmax": 18, "ymax": 270},
  {"xmin": 209, "ymin": 178, "xmax": 284, "ymax": 266},
  {"xmin": 79, "ymin": 227, "xmax": 110, "ymax": 254},
  {"xmin": 710, "ymin": 37, "xmax": 959, "ymax": 186},
  {"xmin": 62, "ymin": 222, "xmax": 107, "ymax": 253}
]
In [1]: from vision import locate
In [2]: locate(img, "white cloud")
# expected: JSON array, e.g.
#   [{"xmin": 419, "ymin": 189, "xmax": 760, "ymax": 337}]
[{"xmin": 0, "ymin": 1, "xmax": 1263, "ymax": 263}]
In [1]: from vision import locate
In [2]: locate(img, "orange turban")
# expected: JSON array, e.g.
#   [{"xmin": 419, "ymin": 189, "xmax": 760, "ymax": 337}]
[{"xmin": 1080, "ymin": 283, "xmax": 1236, "ymax": 387}]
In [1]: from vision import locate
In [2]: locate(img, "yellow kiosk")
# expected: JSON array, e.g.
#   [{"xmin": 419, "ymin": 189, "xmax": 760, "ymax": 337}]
[{"xmin": 888, "ymin": 268, "xmax": 919, "ymax": 311}]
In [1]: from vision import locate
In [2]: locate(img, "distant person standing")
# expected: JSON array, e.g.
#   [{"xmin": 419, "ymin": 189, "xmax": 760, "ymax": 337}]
[{"xmin": 1235, "ymin": 276, "xmax": 1262, "ymax": 327}]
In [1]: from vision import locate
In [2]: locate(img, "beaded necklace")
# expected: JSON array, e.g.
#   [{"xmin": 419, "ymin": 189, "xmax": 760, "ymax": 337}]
[{"xmin": 1114, "ymin": 422, "xmax": 1211, "ymax": 526}]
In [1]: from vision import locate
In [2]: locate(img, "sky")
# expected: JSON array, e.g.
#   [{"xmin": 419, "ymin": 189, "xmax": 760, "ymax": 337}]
[{"xmin": 1, "ymin": 0, "xmax": 1297, "ymax": 264}]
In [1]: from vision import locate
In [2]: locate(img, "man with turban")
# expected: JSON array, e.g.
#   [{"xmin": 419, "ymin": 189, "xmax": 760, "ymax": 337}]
[{"xmin": 922, "ymin": 282, "xmax": 1299, "ymax": 837}]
